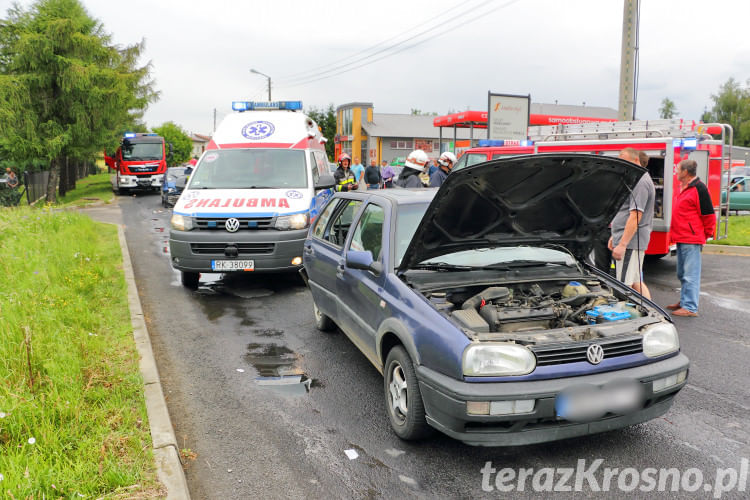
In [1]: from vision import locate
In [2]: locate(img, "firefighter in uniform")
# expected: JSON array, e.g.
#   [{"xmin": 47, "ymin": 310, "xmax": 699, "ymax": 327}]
[
  {"xmin": 429, "ymin": 151, "xmax": 457, "ymax": 188},
  {"xmin": 333, "ymin": 153, "xmax": 358, "ymax": 192},
  {"xmin": 394, "ymin": 149, "xmax": 429, "ymax": 188}
]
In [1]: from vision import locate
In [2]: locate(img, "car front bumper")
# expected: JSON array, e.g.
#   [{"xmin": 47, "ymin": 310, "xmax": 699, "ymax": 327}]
[
  {"xmin": 119, "ymin": 174, "xmax": 162, "ymax": 188},
  {"xmin": 417, "ymin": 353, "xmax": 689, "ymax": 446},
  {"xmin": 169, "ymin": 228, "xmax": 307, "ymax": 273}
]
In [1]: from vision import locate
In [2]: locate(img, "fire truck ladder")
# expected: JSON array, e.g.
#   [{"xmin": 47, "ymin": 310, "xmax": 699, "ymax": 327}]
[{"xmin": 528, "ymin": 119, "xmax": 733, "ymax": 240}]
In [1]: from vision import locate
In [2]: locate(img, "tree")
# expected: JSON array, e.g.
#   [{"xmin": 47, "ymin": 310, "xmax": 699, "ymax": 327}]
[
  {"xmin": 658, "ymin": 97, "xmax": 678, "ymax": 119},
  {"xmin": 0, "ymin": 0, "xmax": 158, "ymax": 201},
  {"xmin": 306, "ymin": 104, "xmax": 336, "ymax": 160},
  {"xmin": 152, "ymin": 122, "xmax": 192, "ymax": 167},
  {"xmin": 702, "ymin": 77, "xmax": 750, "ymax": 146}
]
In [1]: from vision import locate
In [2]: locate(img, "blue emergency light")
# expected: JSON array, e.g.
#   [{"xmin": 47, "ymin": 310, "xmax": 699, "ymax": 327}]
[
  {"xmin": 232, "ymin": 100, "xmax": 303, "ymax": 112},
  {"xmin": 124, "ymin": 132, "xmax": 136, "ymax": 138},
  {"xmin": 477, "ymin": 139, "xmax": 534, "ymax": 147},
  {"xmin": 673, "ymin": 138, "xmax": 698, "ymax": 150}
]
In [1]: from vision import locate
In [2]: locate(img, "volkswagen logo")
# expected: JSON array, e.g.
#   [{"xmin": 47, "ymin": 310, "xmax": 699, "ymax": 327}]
[
  {"xmin": 225, "ymin": 218, "xmax": 241, "ymax": 233},
  {"xmin": 586, "ymin": 344, "xmax": 604, "ymax": 365}
]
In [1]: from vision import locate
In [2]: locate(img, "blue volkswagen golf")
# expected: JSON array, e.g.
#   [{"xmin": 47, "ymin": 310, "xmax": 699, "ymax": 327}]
[{"xmin": 302, "ymin": 154, "xmax": 689, "ymax": 446}]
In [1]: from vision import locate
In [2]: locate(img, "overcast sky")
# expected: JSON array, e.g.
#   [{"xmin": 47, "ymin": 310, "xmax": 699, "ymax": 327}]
[{"xmin": 3, "ymin": 0, "xmax": 749, "ymax": 135}]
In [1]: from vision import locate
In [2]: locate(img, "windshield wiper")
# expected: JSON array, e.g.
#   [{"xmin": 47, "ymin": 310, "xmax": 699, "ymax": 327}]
[
  {"xmin": 478, "ymin": 260, "xmax": 575, "ymax": 270},
  {"xmin": 243, "ymin": 185, "xmax": 276, "ymax": 189},
  {"xmin": 412, "ymin": 262, "xmax": 473, "ymax": 271}
]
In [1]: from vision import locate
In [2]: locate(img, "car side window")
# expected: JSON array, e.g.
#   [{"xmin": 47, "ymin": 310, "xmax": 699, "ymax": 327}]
[
  {"xmin": 349, "ymin": 204, "xmax": 385, "ymax": 261},
  {"xmin": 311, "ymin": 199, "xmax": 339, "ymax": 240},
  {"xmin": 326, "ymin": 200, "xmax": 363, "ymax": 247},
  {"xmin": 314, "ymin": 151, "xmax": 330, "ymax": 176},
  {"xmin": 310, "ymin": 152, "xmax": 320, "ymax": 184}
]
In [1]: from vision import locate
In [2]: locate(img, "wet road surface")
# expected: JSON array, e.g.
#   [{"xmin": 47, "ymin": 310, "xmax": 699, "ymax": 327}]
[{"xmin": 110, "ymin": 193, "xmax": 750, "ymax": 499}]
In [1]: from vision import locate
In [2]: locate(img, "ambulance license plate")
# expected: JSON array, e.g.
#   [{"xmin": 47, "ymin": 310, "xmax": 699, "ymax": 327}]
[{"xmin": 211, "ymin": 260, "xmax": 254, "ymax": 271}]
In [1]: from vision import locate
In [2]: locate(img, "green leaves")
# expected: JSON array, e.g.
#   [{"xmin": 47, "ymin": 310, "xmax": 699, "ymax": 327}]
[
  {"xmin": 152, "ymin": 122, "xmax": 192, "ymax": 167},
  {"xmin": 703, "ymin": 78, "xmax": 750, "ymax": 147}
]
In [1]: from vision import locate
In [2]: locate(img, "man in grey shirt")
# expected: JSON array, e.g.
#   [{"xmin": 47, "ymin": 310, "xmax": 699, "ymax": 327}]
[{"xmin": 608, "ymin": 147, "xmax": 655, "ymax": 298}]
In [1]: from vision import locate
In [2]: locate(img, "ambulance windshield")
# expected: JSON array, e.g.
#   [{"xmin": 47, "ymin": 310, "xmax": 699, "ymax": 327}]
[{"xmin": 189, "ymin": 149, "xmax": 308, "ymax": 189}]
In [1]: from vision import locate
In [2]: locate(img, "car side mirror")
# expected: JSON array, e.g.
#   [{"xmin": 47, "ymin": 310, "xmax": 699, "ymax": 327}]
[
  {"xmin": 346, "ymin": 250, "xmax": 383, "ymax": 275},
  {"xmin": 315, "ymin": 174, "xmax": 335, "ymax": 190}
]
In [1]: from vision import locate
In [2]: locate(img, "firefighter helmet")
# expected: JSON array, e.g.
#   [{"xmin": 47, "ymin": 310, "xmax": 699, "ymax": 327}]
[
  {"xmin": 438, "ymin": 151, "xmax": 457, "ymax": 167},
  {"xmin": 404, "ymin": 149, "xmax": 429, "ymax": 171}
]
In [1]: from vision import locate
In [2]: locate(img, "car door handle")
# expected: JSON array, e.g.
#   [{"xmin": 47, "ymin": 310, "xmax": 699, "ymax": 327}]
[{"xmin": 304, "ymin": 246, "xmax": 313, "ymax": 255}]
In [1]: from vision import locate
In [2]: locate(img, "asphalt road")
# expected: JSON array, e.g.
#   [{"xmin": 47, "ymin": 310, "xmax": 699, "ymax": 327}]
[{"xmin": 106, "ymin": 192, "xmax": 749, "ymax": 499}]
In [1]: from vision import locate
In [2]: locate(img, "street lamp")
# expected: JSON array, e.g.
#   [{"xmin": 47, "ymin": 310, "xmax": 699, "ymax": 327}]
[{"xmin": 250, "ymin": 68, "xmax": 271, "ymax": 101}]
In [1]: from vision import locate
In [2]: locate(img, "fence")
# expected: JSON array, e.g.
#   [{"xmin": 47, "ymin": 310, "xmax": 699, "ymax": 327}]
[{"xmin": 23, "ymin": 170, "xmax": 50, "ymax": 205}]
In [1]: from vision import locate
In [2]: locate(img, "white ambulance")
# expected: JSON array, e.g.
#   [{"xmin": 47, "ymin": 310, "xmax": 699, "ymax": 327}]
[{"xmin": 169, "ymin": 101, "xmax": 335, "ymax": 288}]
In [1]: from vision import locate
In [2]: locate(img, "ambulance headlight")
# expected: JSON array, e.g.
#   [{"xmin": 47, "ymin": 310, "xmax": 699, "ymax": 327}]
[
  {"xmin": 170, "ymin": 214, "xmax": 194, "ymax": 231},
  {"xmin": 275, "ymin": 213, "xmax": 308, "ymax": 230}
]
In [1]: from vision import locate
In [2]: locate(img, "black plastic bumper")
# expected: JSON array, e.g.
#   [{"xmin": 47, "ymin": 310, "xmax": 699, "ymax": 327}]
[{"xmin": 416, "ymin": 353, "xmax": 689, "ymax": 446}]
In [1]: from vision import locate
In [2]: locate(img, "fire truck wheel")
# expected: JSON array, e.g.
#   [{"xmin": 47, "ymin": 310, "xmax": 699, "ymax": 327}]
[{"xmin": 181, "ymin": 271, "xmax": 199, "ymax": 289}]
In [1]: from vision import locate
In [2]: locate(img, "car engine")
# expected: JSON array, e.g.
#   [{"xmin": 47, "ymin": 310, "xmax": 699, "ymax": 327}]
[{"xmin": 429, "ymin": 280, "xmax": 645, "ymax": 334}]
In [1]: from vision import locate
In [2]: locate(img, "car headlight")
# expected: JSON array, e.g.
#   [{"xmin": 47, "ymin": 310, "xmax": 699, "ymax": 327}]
[
  {"xmin": 274, "ymin": 213, "xmax": 308, "ymax": 230},
  {"xmin": 463, "ymin": 343, "xmax": 536, "ymax": 376},
  {"xmin": 170, "ymin": 213, "xmax": 194, "ymax": 231},
  {"xmin": 643, "ymin": 323, "xmax": 679, "ymax": 357}
]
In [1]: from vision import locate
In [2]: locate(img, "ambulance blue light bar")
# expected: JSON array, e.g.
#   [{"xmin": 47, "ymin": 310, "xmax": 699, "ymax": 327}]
[
  {"xmin": 232, "ymin": 100, "xmax": 303, "ymax": 112},
  {"xmin": 124, "ymin": 132, "xmax": 136, "ymax": 138}
]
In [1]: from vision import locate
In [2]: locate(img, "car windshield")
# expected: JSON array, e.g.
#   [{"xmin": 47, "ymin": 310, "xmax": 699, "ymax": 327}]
[
  {"xmin": 188, "ymin": 149, "xmax": 307, "ymax": 189},
  {"xmin": 452, "ymin": 153, "xmax": 487, "ymax": 172},
  {"xmin": 419, "ymin": 246, "xmax": 577, "ymax": 269},
  {"xmin": 122, "ymin": 141, "xmax": 163, "ymax": 161},
  {"xmin": 395, "ymin": 203, "xmax": 430, "ymax": 266}
]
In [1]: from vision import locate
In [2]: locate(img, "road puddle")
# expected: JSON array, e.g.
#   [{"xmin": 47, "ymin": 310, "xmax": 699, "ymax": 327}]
[
  {"xmin": 194, "ymin": 274, "xmax": 275, "ymax": 299},
  {"xmin": 245, "ymin": 342, "xmax": 312, "ymax": 396}
]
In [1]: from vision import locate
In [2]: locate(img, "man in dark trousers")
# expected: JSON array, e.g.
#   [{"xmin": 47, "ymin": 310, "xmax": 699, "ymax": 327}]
[{"xmin": 666, "ymin": 159, "xmax": 716, "ymax": 317}]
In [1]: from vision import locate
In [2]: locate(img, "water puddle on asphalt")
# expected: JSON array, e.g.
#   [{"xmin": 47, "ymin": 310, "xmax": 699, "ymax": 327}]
[
  {"xmin": 245, "ymin": 342, "xmax": 312, "ymax": 396},
  {"xmin": 194, "ymin": 274, "xmax": 275, "ymax": 299}
]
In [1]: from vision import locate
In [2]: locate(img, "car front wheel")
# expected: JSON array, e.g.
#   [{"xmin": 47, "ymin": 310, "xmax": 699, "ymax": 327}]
[
  {"xmin": 384, "ymin": 346, "xmax": 432, "ymax": 440},
  {"xmin": 312, "ymin": 300, "xmax": 335, "ymax": 332}
]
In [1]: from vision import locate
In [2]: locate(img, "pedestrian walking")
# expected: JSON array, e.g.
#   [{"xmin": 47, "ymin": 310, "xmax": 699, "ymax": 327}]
[
  {"xmin": 381, "ymin": 160, "xmax": 395, "ymax": 188},
  {"xmin": 365, "ymin": 161, "xmax": 382, "ymax": 189},
  {"xmin": 608, "ymin": 147, "xmax": 655, "ymax": 298},
  {"xmin": 666, "ymin": 159, "xmax": 716, "ymax": 317},
  {"xmin": 429, "ymin": 152, "xmax": 457, "ymax": 188},
  {"xmin": 394, "ymin": 150, "xmax": 428, "ymax": 188}
]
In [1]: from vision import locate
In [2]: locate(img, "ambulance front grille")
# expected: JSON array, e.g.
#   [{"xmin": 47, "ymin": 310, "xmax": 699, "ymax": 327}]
[{"xmin": 195, "ymin": 217, "xmax": 274, "ymax": 230}]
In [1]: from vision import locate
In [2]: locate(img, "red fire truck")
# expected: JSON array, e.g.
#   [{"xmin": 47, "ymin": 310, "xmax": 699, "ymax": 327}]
[
  {"xmin": 452, "ymin": 119, "xmax": 733, "ymax": 257},
  {"xmin": 104, "ymin": 132, "xmax": 168, "ymax": 194}
]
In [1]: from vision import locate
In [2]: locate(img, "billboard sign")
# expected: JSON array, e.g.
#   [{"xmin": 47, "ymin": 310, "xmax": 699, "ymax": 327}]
[{"xmin": 487, "ymin": 92, "xmax": 530, "ymax": 140}]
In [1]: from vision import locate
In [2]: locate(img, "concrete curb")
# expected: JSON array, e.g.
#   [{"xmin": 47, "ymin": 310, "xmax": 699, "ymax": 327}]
[
  {"xmin": 117, "ymin": 225, "xmax": 191, "ymax": 499},
  {"xmin": 704, "ymin": 244, "xmax": 750, "ymax": 256}
]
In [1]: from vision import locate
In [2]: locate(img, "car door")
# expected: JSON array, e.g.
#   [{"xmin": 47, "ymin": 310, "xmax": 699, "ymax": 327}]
[
  {"xmin": 309, "ymin": 151, "xmax": 333, "ymax": 220},
  {"xmin": 306, "ymin": 198, "xmax": 363, "ymax": 321},
  {"xmin": 336, "ymin": 201, "xmax": 388, "ymax": 361},
  {"xmin": 730, "ymin": 178, "xmax": 750, "ymax": 210}
]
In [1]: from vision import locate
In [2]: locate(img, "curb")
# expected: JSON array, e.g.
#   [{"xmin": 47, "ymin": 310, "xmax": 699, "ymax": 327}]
[
  {"xmin": 117, "ymin": 225, "xmax": 191, "ymax": 499},
  {"xmin": 704, "ymin": 244, "xmax": 750, "ymax": 256}
]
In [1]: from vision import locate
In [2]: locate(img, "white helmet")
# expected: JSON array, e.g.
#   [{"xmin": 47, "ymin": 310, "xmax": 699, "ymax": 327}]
[
  {"xmin": 404, "ymin": 149, "xmax": 429, "ymax": 170},
  {"xmin": 438, "ymin": 151, "xmax": 457, "ymax": 167}
]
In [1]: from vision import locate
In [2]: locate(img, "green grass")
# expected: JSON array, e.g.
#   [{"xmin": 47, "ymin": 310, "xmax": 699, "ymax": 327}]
[
  {"xmin": 710, "ymin": 214, "xmax": 750, "ymax": 246},
  {"xmin": 0, "ymin": 207, "xmax": 163, "ymax": 498},
  {"xmin": 57, "ymin": 173, "xmax": 114, "ymax": 207}
]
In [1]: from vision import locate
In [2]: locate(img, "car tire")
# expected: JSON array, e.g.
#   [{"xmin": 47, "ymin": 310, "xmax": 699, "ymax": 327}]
[
  {"xmin": 384, "ymin": 346, "xmax": 432, "ymax": 441},
  {"xmin": 181, "ymin": 271, "xmax": 199, "ymax": 289},
  {"xmin": 312, "ymin": 300, "xmax": 335, "ymax": 332}
]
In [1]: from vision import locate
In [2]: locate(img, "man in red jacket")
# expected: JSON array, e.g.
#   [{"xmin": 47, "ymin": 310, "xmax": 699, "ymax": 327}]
[{"xmin": 667, "ymin": 159, "xmax": 716, "ymax": 317}]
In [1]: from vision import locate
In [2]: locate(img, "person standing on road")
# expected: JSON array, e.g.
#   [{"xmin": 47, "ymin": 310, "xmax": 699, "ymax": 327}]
[
  {"xmin": 429, "ymin": 152, "xmax": 457, "ymax": 188},
  {"xmin": 381, "ymin": 160, "xmax": 395, "ymax": 188},
  {"xmin": 666, "ymin": 159, "xmax": 716, "ymax": 317},
  {"xmin": 394, "ymin": 149, "xmax": 428, "ymax": 188},
  {"xmin": 333, "ymin": 153, "xmax": 358, "ymax": 192},
  {"xmin": 608, "ymin": 147, "xmax": 656, "ymax": 299},
  {"xmin": 351, "ymin": 157, "xmax": 366, "ymax": 191},
  {"xmin": 365, "ymin": 161, "xmax": 382, "ymax": 189}
]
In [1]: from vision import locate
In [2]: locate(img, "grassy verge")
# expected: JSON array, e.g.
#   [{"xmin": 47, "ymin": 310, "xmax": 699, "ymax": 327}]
[
  {"xmin": 57, "ymin": 173, "xmax": 114, "ymax": 207},
  {"xmin": 0, "ymin": 207, "xmax": 163, "ymax": 497},
  {"xmin": 709, "ymin": 214, "xmax": 750, "ymax": 246}
]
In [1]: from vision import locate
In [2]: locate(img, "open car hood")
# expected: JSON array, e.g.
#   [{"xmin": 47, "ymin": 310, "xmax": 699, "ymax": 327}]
[{"xmin": 398, "ymin": 154, "xmax": 646, "ymax": 272}]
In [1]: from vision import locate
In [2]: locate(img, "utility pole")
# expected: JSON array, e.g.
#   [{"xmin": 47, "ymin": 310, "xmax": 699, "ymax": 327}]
[
  {"xmin": 618, "ymin": 0, "xmax": 639, "ymax": 121},
  {"xmin": 250, "ymin": 68, "xmax": 272, "ymax": 101},
  {"xmin": 213, "ymin": 108, "xmax": 217, "ymax": 133}
]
